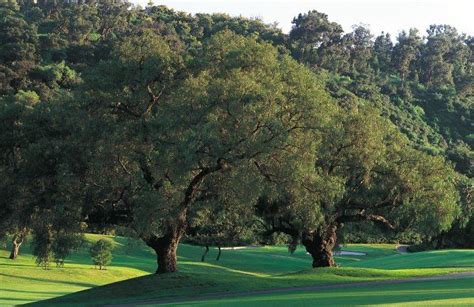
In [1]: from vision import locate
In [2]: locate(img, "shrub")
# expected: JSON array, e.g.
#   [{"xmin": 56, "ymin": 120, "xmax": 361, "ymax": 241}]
[{"xmin": 90, "ymin": 239, "xmax": 113, "ymax": 270}]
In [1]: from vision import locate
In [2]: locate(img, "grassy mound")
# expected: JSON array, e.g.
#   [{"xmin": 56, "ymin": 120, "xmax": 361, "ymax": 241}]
[{"xmin": 0, "ymin": 234, "xmax": 472, "ymax": 305}]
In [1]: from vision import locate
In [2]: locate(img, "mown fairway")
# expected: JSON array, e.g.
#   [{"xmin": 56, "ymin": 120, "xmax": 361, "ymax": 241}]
[
  {"xmin": 171, "ymin": 277, "xmax": 474, "ymax": 306},
  {"xmin": 0, "ymin": 234, "xmax": 472, "ymax": 305}
]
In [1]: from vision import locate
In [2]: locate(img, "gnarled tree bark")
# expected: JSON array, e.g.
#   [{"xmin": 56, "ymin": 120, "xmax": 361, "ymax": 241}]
[
  {"xmin": 145, "ymin": 230, "xmax": 183, "ymax": 274},
  {"xmin": 143, "ymin": 208, "xmax": 188, "ymax": 274},
  {"xmin": 302, "ymin": 224, "xmax": 337, "ymax": 268}
]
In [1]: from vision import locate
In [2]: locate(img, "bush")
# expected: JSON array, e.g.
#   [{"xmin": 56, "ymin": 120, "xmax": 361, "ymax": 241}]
[{"xmin": 90, "ymin": 239, "xmax": 113, "ymax": 270}]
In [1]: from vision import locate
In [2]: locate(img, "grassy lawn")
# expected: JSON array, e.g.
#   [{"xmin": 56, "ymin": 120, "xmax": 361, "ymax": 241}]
[
  {"xmin": 170, "ymin": 277, "xmax": 474, "ymax": 306},
  {"xmin": 0, "ymin": 234, "xmax": 472, "ymax": 305},
  {"xmin": 0, "ymin": 234, "xmax": 150, "ymax": 305}
]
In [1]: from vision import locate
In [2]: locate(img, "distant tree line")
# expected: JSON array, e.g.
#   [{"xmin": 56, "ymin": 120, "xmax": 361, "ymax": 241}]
[{"xmin": 0, "ymin": 0, "xmax": 472, "ymax": 273}]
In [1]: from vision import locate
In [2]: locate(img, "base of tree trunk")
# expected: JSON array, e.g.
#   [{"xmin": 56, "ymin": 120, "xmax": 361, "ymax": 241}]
[
  {"xmin": 9, "ymin": 245, "xmax": 19, "ymax": 260},
  {"xmin": 303, "ymin": 224, "xmax": 337, "ymax": 268},
  {"xmin": 145, "ymin": 232, "xmax": 182, "ymax": 274},
  {"xmin": 311, "ymin": 250, "xmax": 336, "ymax": 267},
  {"xmin": 9, "ymin": 236, "xmax": 23, "ymax": 260}
]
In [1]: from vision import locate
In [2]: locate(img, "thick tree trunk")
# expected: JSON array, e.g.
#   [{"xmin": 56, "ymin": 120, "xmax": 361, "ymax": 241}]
[
  {"xmin": 143, "ymin": 208, "xmax": 189, "ymax": 274},
  {"xmin": 156, "ymin": 237, "xmax": 179, "ymax": 274},
  {"xmin": 9, "ymin": 235, "xmax": 23, "ymax": 260},
  {"xmin": 156, "ymin": 235, "xmax": 180, "ymax": 274},
  {"xmin": 145, "ymin": 229, "xmax": 183, "ymax": 274},
  {"xmin": 302, "ymin": 224, "xmax": 337, "ymax": 268},
  {"xmin": 201, "ymin": 245, "xmax": 209, "ymax": 262}
]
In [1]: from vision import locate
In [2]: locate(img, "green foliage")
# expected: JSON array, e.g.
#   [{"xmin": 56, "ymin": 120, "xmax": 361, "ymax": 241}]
[
  {"xmin": 410, "ymin": 176, "xmax": 473, "ymax": 250},
  {"xmin": 289, "ymin": 10, "xmax": 346, "ymax": 72},
  {"xmin": 372, "ymin": 32, "xmax": 393, "ymax": 73},
  {"xmin": 32, "ymin": 61, "xmax": 80, "ymax": 89},
  {"xmin": 257, "ymin": 105, "xmax": 460, "ymax": 260},
  {"xmin": 14, "ymin": 90, "xmax": 40, "ymax": 106},
  {"xmin": 53, "ymin": 232, "xmax": 84, "ymax": 267},
  {"xmin": 90, "ymin": 239, "xmax": 114, "ymax": 270},
  {"xmin": 0, "ymin": 0, "xmax": 471, "ymax": 273},
  {"xmin": 81, "ymin": 26, "xmax": 337, "ymax": 271},
  {"xmin": 285, "ymin": 12, "xmax": 472, "ymax": 249},
  {"xmin": 0, "ymin": 1, "xmax": 38, "ymax": 94},
  {"xmin": 32, "ymin": 227, "xmax": 53, "ymax": 270},
  {"xmin": 187, "ymin": 197, "xmax": 259, "ymax": 250}
]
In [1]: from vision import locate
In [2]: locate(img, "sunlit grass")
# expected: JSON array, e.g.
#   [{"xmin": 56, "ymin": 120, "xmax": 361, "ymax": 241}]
[{"xmin": 0, "ymin": 234, "xmax": 472, "ymax": 305}]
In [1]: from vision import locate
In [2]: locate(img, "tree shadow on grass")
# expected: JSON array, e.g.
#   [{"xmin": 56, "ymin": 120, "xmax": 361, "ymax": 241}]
[
  {"xmin": 27, "ymin": 274, "xmax": 191, "ymax": 306},
  {"xmin": 0, "ymin": 297, "xmax": 31, "ymax": 303},
  {"xmin": 0, "ymin": 262, "xmax": 33, "ymax": 268}
]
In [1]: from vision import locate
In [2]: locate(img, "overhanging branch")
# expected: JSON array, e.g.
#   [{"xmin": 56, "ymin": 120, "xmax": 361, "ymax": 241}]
[{"xmin": 337, "ymin": 212, "xmax": 395, "ymax": 230}]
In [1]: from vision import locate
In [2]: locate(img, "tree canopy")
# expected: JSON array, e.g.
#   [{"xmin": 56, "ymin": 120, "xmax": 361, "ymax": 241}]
[{"xmin": 0, "ymin": 0, "xmax": 471, "ymax": 273}]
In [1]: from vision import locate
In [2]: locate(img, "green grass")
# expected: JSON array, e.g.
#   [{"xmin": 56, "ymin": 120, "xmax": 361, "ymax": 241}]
[
  {"xmin": 0, "ymin": 234, "xmax": 472, "ymax": 306},
  {"xmin": 349, "ymin": 249, "xmax": 474, "ymax": 269},
  {"xmin": 170, "ymin": 277, "xmax": 474, "ymax": 306},
  {"xmin": 0, "ymin": 234, "xmax": 150, "ymax": 305}
]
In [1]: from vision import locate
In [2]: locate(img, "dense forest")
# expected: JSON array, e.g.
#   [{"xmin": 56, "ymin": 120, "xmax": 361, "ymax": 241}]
[{"xmin": 0, "ymin": 0, "xmax": 472, "ymax": 273}]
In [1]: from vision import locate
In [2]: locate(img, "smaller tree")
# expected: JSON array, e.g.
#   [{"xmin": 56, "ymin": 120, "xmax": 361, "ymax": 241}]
[
  {"xmin": 90, "ymin": 239, "xmax": 113, "ymax": 270},
  {"xmin": 53, "ymin": 232, "xmax": 83, "ymax": 267},
  {"xmin": 32, "ymin": 227, "xmax": 53, "ymax": 270},
  {"xmin": 9, "ymin": 231, "xmax": 26, "ymax": 260}
]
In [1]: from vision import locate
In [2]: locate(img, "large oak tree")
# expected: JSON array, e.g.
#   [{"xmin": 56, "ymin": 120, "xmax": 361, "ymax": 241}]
[
  {"xmin": 257, "ymin": 107, "xmax": 460, "ymax": 268},
  {"xmin": 81, "ymin": 30, "xmax": 334, "ymax": 273}
]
